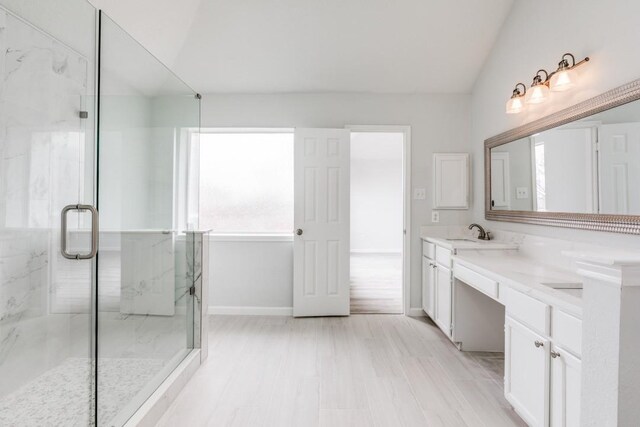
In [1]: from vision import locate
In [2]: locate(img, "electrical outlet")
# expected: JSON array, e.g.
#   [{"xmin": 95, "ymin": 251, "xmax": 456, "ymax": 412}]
[
  {"xmin": 431, "ymin": 211, "xmax": 440, "ymax": 223},
  {"xmin": 516, "ymin": 187, "xmax": 529, "ymax": 199},
  {"xmin": 413, "ymin": 188, "xmax": 426, "ymax": 200}
]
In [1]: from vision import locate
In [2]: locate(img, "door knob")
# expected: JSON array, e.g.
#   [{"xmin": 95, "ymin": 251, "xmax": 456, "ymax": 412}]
[
  {"xmin": 296, "ymin": 229, "xmax": 303, "ymax": 236},
  {"xmin": 534, "ymin": 340, "xmax": 544, "ymax": 348},
  {"xmin": 550, "ymin": 351, "xmax": 561, "ymax": 359}
]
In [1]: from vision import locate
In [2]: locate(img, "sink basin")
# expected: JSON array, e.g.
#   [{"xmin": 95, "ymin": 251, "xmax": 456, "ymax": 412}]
[
  {"xmin": 541, "ymin": 282, "xmax": 583, "ymax": 290},
  {"xmin": 445, "ymin": 238, "xmax": 476, "ymax": 242}
]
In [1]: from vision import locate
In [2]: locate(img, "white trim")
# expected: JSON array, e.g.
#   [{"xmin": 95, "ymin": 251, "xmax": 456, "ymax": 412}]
[
  {"xmin": 209, "ymin": 306, "xmax": 294, "ymax": 316},
  {"xmin": 124, "ymin": 349, "xmax": 201, "ymax": 427},
  {"xmin": 407, "ymin": 307, "xmax": 426, "ymax": 317},
  {"xmin": 199, "ymin": 127, "xmax": 294, "ymax": 134},
  {"xmin": 346, "ymin": 125, "xmax": 412, "ymax": 316},
  {"xmin": 350, "ymin": 250, "xmax": 403, "ymax": 255},
  {"xmin": 208, "ymin": 233, "xmax": 294, "ymax": 242}
]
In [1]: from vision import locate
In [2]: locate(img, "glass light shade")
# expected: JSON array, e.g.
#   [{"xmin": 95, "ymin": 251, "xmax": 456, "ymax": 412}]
[
  {"xmin": 506, "ymin": 95, "xmax": 525, "ymax": 114},
  {"xmin": 525, "ymin": 84, "xmax": 550, "ymax": 104},
  {"xmin": 549, "ymin": 68, "xmax": 576, "ymax": 92}
]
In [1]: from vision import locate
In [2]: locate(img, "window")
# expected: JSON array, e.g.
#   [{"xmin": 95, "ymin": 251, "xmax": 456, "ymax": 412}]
[{"xmin": 199, "ymin": 131, "xmax": 294, "ymax": 233}]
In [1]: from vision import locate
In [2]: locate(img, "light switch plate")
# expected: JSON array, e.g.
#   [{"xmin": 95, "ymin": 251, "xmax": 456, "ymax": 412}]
[
  {"xmin": 431, "ymin": 211, "xmax": 440, "ymax": 223},
  {"xmin": 413, "ymin": 188, "xmax": 426, "ymax": 200},
  {"xmin": 516, "ymin": 187, "xmax": 529, "ymax": 199}
]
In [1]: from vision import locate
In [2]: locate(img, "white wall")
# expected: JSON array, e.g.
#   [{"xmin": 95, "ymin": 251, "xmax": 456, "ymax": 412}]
[
  {"xmin": 209, "ymin": 241, "xmax": 293, "ymax": 311},
  {"xmin": 471, "ymin": 0, "xmax": 640, "ymax": 248},
  {"xmin": 204, "ymin": 93, "xmax": 472, "ymax": 310},
  {"xmin": 350, "ymin": 133, "xmax": 403, "ymax": 253}
]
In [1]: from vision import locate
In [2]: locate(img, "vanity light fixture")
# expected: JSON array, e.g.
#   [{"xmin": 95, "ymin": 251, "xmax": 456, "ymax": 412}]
[
  {"xmin": 525, "ymin": 70, "xmax": 550, "ymax": 104},
  {"xmin": 549, "ymin": 53, "xmax": 590, "ymax": 92},
  {"xmin": 505, "ymin": 52, "xmax": 590, "ymax": 114},
  {"xmin": 505, "ymin": 83, "xmax": 526, "ymax": 114}
]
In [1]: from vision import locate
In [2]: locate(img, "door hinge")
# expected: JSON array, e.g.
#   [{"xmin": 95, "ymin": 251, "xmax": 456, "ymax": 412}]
[{"xmin": 189, "ymin": 286, "xmax": 196, "ymax": 296}]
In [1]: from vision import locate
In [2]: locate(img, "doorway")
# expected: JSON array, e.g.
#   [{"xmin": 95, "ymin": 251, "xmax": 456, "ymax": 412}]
[{"xmin": 349, "ymin": 131, "xmax": 406, "ymax": 314}]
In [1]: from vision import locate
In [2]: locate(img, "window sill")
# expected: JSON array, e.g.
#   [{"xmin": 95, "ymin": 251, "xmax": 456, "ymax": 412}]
[{"xmin": 208, "ymin": 233, "xmax": 294, "ymax": 242}]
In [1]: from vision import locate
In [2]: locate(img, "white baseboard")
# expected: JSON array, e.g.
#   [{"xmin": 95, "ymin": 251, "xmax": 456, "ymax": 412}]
[
  {"xmin": 350, "ymin": 250, "xmax": 402, "ymax": 255},
  {"xmin": 125, "ymin": 349, "xmax": 201, "ymax": 427},
  {"xmin": 209, "ymin": 305, "xmax": 293, "ymax": 316},
  {"xmin": 407, "ymin": 308, "xmax": 426, "ymax": 317}
]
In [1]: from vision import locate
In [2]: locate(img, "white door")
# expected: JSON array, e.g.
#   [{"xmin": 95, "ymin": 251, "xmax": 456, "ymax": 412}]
[
  {"xmin": 293, "ymin": 128, "xmax": 350, "ymax": 317},
  {"xmin": 434, "ymin": 265, "xmax": 452, "ymax": 336},
  {"xmin": 550, "ymin": 345, "xmax": 581, "ymax": 427},
  {"xmin": 491, "ymin": 151, "xmax": 510, "ymax": 209},
  {"xmin": 599, "ymin": 123, "xmax": 640, "ymax": 214},
  {"xmin": 505, "ymin": 316, "xmax": 550, "ymax": 427}
]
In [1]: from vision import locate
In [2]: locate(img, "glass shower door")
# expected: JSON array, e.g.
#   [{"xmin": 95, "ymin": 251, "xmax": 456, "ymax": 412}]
[
  {"xmin": 96, "ymin": 12, "xmax": 201, "ymax": 426},
  {"xmin": 0, "ymin": 1, "xmax": 97, "ymax": 425}
]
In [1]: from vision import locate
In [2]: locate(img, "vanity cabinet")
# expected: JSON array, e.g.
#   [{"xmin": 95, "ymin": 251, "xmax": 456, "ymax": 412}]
[
  {"xmin": 505, "ymin": 315, "xmax": 550, "ymax": 427},
  {"xmin": 434, "ymin": 265, "xmax": 452, "ymax": 337},
  {"xmin": 421, "ymin": 257, "xmax": 435, "ymax": 317},
  {"xmin": 550, "ymin": 345, "xmax": 581, "ymax": 427}
]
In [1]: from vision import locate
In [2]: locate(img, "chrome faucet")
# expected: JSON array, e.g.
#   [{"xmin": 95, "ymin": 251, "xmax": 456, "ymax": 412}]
[{"xmin": 469, "ymin": 223, "xmax": 491, "ymax": 240}]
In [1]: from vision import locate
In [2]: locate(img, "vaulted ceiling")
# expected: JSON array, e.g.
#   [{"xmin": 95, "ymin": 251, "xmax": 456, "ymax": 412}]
[{"xmin": 91, "ymin": 0, "xmax": 514, "ymax": 94}]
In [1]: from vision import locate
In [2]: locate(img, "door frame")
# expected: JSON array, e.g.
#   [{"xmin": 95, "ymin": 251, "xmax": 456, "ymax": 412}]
[{"xmin": 345, "ymin": 125, "xmax": 411, "ymax": 315}]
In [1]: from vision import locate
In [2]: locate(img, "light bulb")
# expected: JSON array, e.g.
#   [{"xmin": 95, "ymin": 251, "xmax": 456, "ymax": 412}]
[
  {"xmin": 525, "ymin": 84, "xmax": 550, "ymax": 104},
  {"xmin": 550, "ymin": 68, "xmax": 576, "ymax": 92},
  {"xmin": 506, "ymin": 96, "xmax": 524, "ymax": 114}
]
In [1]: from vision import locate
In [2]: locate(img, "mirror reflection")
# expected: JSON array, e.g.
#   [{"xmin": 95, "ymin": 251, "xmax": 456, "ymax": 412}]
[{"xmin": 490, "ymin": 99, "xmax": 640, "ymax": 215}]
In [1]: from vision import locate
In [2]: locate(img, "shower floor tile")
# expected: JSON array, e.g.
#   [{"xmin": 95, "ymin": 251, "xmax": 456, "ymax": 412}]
[{"xmin": 0, "ymin": 357, "xmax": 164, "ymax": 426}]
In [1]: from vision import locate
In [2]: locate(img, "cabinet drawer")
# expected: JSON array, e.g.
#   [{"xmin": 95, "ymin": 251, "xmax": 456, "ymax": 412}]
[
  {"xmin": 435, "ymin": 246, "xmax": 452, "ymax": 267},
  {"xmin": 454, "ymin": 263, "xmax": 498, "ymax": 299},
  {"xmin": 552, "ymin": 310, "xmax": 582, "ymax": 357},
  {"xmin": 501, "ymin": 286, "xmax": 550, "ymax": 336},
  {"xmin": 422, "ymin": 241, "xmax": 436, "ymax": 259}
]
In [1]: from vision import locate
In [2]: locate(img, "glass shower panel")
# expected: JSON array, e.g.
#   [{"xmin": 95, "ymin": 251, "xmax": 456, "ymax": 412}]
[
  {"xmin": 97, "ymin": 12, "xmax": 200, "ymax": 426},
  {"xmin": 0, "ymin": 0, "xmax": 97, "ymax": 425}
]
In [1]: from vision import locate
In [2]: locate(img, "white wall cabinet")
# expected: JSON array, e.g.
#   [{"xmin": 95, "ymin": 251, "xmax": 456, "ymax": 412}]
[
  {"xmin": 505, "ymin": 315, "xmax": 550, "ymax": 427},
  {"xmin": 434, "ymin": 265, "xmax": 452, "ymax": 337},
  {"xmin": 433, "ymin": 153, "xmax": 470, "ymax": 209},
  {"xmin": 550, "ymin": 345, "xmax": 581, "ymax": 427},
  {"xmin": 421, "ymin": 257, "xmax": 435, "ymax": 317}
]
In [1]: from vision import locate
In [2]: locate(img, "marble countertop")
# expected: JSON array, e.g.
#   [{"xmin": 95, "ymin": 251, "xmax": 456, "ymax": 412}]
[
  {"xmin": 562, "ymin": 250, "xmax": 640, "ymax": 266},
  {"xmin": 421, "ymin": 235, "xmax": 519, "ymax": 251},
  {"xmin": 453, "ymin": 250, "xmax": 583, "ymax": 316}
]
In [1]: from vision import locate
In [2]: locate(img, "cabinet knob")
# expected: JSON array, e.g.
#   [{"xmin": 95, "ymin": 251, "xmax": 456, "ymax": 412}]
[
  {"xmin": 534, "ymin": 340, "xmax": 544, "ymax": 348},
  {"xmin": 550, "ymin": 351, "xmax": 561, "ymax": 358},
  {"xmin": 296, "ymin": 229, "xmax": 303, "ymax": 236}
]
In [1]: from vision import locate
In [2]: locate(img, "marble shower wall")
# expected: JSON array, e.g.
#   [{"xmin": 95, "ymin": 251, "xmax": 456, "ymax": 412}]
[{"xmin": 0, "ymin": 6, "xmax": 94, "ymax": 396}]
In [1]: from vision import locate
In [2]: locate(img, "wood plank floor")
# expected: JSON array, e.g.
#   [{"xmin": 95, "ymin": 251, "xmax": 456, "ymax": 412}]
[
  {"xmin": 157, "ymin": 315, "xmax": 526, "ymax": 427},
  {"xmin": 350, "ymin": 253, "xmax": 403, "ymax": 314}
]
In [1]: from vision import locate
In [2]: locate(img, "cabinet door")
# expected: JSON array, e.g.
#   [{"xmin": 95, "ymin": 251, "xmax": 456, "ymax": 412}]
[
  {"xmin": 434, "ymin": 265, "xmax": 452, "ymax": 336},
  {"xmin": 505, "ymin": 316, "xmax": 550, "ymax": 427},
  {"xmin": 550, "ymin": 345, "xmax": 581, "ymax": 427},
  {"xmin": 433, "ymin": 153, "xmax": 469, "ymax": 209},
  {"xmin": 422, "ymin": 258, "xmax": 435, "ymax": 317}
]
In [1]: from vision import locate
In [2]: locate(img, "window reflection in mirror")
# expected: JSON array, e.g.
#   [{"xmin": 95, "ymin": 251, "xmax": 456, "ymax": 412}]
[{"xmin": 490, "ymin": 98, "xmax": 640, "ymax": 215}]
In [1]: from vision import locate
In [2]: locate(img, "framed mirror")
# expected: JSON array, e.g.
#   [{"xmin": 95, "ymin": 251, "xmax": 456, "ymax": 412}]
[{"xmin": 485, "ymin": 78, "xmax": 640, "ymax": 234}]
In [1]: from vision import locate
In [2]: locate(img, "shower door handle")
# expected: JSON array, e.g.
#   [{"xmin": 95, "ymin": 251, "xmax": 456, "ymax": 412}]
[{"xmin": 61, "ymin": 204, "xmax": 99, "ymax": 260}]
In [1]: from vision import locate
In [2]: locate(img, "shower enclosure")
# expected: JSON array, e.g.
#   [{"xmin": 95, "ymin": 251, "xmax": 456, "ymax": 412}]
[{"xmin": 0, "ymin": 0, "xmax": 202, "ymax": 425}]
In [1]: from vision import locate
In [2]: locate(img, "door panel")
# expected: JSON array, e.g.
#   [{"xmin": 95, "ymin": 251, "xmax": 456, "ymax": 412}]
[
  {"xmin": 422, "ymin": 258, "xmax": 435, "ymax": 317},
  {"xmin": 550, "ymin": 345, "xmax": 581, "ymax": 427},
  {"xmin": 293, "ymin": 128, "xmax": 350, "ymax": 317},
  {"xmin": 0, "ymin": 3, "xmax": 96, "ymax": 425},
  {"xmin": 491, "ymin": 152, "xmax": 510, "ymax": 209},
  {"xmin": 505, "ymin": 316, "xmax": 550, "ymax": 427},
  {"xmin": 599, "ymin": 123, "xmax": 640, "ymax": 214},
  {"xmin": 434, "ymin": 265, "xmax": 452, "ymax": 335}
]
